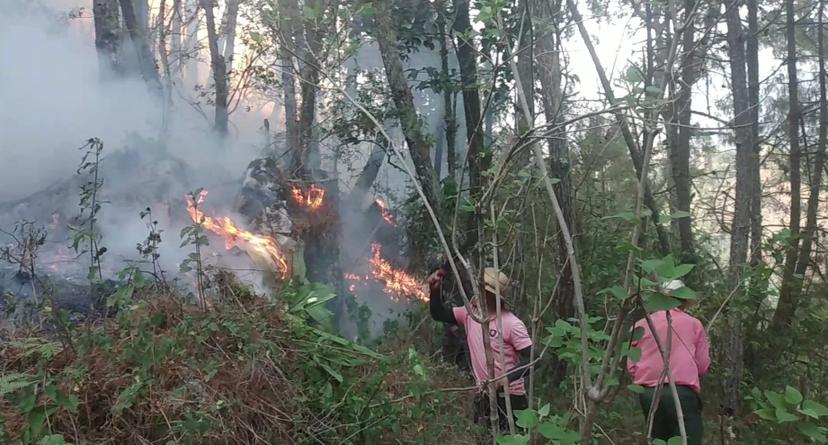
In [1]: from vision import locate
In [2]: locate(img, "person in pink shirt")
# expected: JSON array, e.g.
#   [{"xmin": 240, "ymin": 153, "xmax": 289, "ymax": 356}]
[
  {"xmin": 626, "ymin": 279, "xmax": 710, "ymax": 445},
  {"xmin": 428, "ymin": 266, "xmax": 533, "ymax": 432}
]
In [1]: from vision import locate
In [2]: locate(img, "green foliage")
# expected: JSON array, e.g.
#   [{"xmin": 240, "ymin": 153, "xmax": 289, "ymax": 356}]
[
  {"xmin": 749, "ymin": 386, "xmax": 828, "ymax": 443},
  {"xmin": 68, "ymin": 137, "xmax": 107, "ymax": 283},
  {"xmin": 497, "ymin": 403, "xmax": 579, "ymax": 445}
]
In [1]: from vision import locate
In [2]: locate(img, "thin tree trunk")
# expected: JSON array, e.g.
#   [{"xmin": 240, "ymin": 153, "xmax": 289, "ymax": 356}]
[
  {"xmin": 276, "ymin": 0, "xmax": 300, "ymax": 160},
  {"xmin": 453, "ymin": 0, "xmax": 489, "ymax": 265},
  {"xmin": 157, "ymin": 0, "xmax": 173, "ymax": 138},
  {"xmin": 437, "ymin": 3, "xmax": 457, "ymax": 179},
  {"xmin": 171, "ymin": 0, "xmax": 182, "ymax": 74},
  {"xmin": 515, "ymin": 0, "xmax": 534, "ymax": 161},
  {"xmin": 771, "ymin": 0, "xmax": 805, "ymax": 335},
  {"xmin": 221, "ymin": 0, "xmax": 240, "ymax": 70},
  {"xmin": 536, "ymin": 0, "xmax": 573, "ymax": 385},
  {"xmin": 747, "ymin": 0, "xmax": 763, "ymax": 266},
  {"xmin": 297, "ymin": 0, "xmax": 324, "ymax": 172},
  {"xmin": 93, "ymin": 0, "xmax": 122, "ymax": 78},
  {"xmin": 201, "ymin": 0, "xmax": 229, "ymax": 135},
  {"xmin": 723, "ymin": 0, "xmax": 753, "ymax": 420},
  {"xmin": 566, "ymin": 0, "xmax": 671, "ymax": 255},
  {"xmin": 374, "ymin": 0, "xmax": 440, "ymax": 210},
  {"xmin": 119, "ymin": 0, "xmax": 163, "ymax": 94},
  {"xmin": 184, "ymin": 0, "xmax": 201, "ymax": 85}
]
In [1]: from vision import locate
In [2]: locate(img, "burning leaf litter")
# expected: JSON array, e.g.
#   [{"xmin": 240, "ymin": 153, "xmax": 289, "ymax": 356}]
[
  {"xmin": 290, "ymin": 184, "xmax": 325, "ymax": 210},
  {"xmin": 345, "ymin": 243, "xmax": 427, "ymax": 303},
  {"xmin": 375, "ymin": 199, "xmax": 396, "ymax": 226},
  {"xmin": 185, "ymin": 191, "xmax": 290, "ymax": 278}
]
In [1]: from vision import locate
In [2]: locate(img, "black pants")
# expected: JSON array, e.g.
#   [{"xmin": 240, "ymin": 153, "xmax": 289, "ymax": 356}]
[
  {"xmin": 638, "ymin": 385, "xmax": 703, "ymax": 445},
  {"xmin": 474, "ymin": 392, "xmax": 529, "ymax": 433}
]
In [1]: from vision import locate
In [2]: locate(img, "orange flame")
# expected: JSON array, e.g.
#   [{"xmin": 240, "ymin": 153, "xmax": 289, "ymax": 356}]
[
  {"xmin": 291, "ymin": 184, "xmax": 325, "ymax": 210},
  {"xmin": 186, "ymin": 191, "xmax": 289, "ymax": 278},
  {"xmin": 344, "ymin": 243, "xmax": 427, "ymax": 303},
  {"xmin": 375, "ymin": 199, "xmax": 395, "ymax": 226}
]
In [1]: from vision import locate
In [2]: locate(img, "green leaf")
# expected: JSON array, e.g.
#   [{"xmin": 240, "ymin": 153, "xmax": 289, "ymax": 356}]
[
  {"xmin": 798, "ymin": 422, "xmax": 827, "ymax": 443},
  {"xmin": 538, "ymin": 403, "xmax": 550, "ymax": 417},
  {"xmin": 670, "ymin": 264, "xmax": 694, "ymax": 279},
  {"xmin": 755, "ymin": 408, "xmax": 776, "ymax": 421},
  {"xmin": 627, "ymin": 384, "xmax": 646, "ymax": 394},
  {"xmin": 514, "ymin": 409, "xmax": 539, "ymax": 429},
  {"xmin": 667, "ymin": 437, "xmax": 683, "ymax": 445},
  {"xmin": 537, "ymin": 421, "xmax": 563, "ymax": 439},
  {"xmin": 626, "ymin": 347, "xmax": 642, "ymax": 363},
  {"xmin": 496, "ymin": 434, "xmax": 529, "ymax": 445},
  {"xmin": 0, "ymin": 373, "xmax": 37, "ymax": 397},
  {"xmin": 670, "ymin": 286, "xmax": 696, "ymax": 300},
  {"xmin": 599, "ymin": 285, "xmax": 627, "ymax": 301},
  {"xmin": 602, "ymin": 211, "xmax": 636, "ymax": 223},
  {"xmin": 644, "ymin": 292, "xmax": 681, "ymax": 312},
  {"xmin": 776, "ymin": 407, "xmax": 800, "ymax": 423},
  {"xmin": 765, "ymin": 390, "xmax": 786, "ymax": 409},
  {"xmin": 318, "ymin": 362, "xmax": 343, "ymax": 383},
  {"xmin": 625, "ymin": 66, "xmax": 643, "ymax": 83},
  {"xmin": 785, "ymin": 386, "xmax": 804, "ymax": 405},
  {"xmin": 670, "ymin": 210, "xmax": 692, "ymax": 219},
  {"xmin": 802, "ymin": 400, "xmax": 828, "ymax": 418}
]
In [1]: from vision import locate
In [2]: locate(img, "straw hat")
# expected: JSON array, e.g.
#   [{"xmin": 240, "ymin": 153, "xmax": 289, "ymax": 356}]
[{"xmin": 483, "ymin": 267, "xmax": 510, "ymax": 300}]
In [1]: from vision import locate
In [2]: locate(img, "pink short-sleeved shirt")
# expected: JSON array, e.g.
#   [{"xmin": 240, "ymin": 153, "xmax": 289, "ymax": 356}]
[
  {"xmin": 453, "ymin": 307, "xmax": 533, "ymax": 395},
  {"xmin": 626, "ymin": 308, "xmax": 710, "ymax": 394}
]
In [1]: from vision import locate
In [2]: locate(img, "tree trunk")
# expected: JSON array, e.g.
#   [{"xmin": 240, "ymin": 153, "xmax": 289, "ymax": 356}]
[
  {"xmin": 184, "ymin": 0, "xmax": 201, "ymax": 84},
  {"xmin": 515, "ymin": 0, "xmax": 534, "ymax": 161},
  {"xmin": 276, "ymin": 0, "xmax": 300, "ymax": 161},
  {"xmin": 118, "ymin": 0, "xmax": 162, "ymax": 94},
  {"xmin": 170, "ymin": 0, "xmax": 182, "ymax": 74},
  {"xmin": 771, "ymin": 0, "xmax": 828, "ymax": 334},
  {"xmin": 221, "ymin": 0, "xmax": 240, "ymax": 71},
  {"xmin": 297, "ymin": 0, "xmax": 324, "ymax": 172},
  {"xmin": 93, "ymin": 0, "xmax": 122, "ymax": 78},
  {"xmin": 536, "ymin": 0, "xmax": 573, "ymax": 385},
  {"xmin": 723, "ymin": 0, "xmax": 754, "ymax": 419},
  {"xmin": 771, "ymin": 0, "xmax": 804, "ymax": 335},
  {"xmin": 374, "ymin": 1, "xmax": 440, "ymax": 210},
  {"xmin": 667, "ymin": 0, "xmax": 705, "ymax": 259},
  {"xmin": 436, "ymin": 3, "xmax": 457, "ymax": 179},
  {"xmin": 747, "ymin": 0, "xmax": 763, "ymax": 266},
  {"xmin": 453, "ymin": 0, "xmax": 488, "ymax": 262},
  {"xmin": 201, "ymin": 0, "xmax": 229, "ymax": 135}
]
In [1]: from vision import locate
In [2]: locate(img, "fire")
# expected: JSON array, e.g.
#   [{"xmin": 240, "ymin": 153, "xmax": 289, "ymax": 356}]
[
  {"xmin": 345, "ymin": 244, "xmax": 427, "ymax": 303},
  {"xmin": 291, "ymin": 184, "xmax": 325, "ymax": 210},
  {"xmin": 375, "ymin": 199, "xmax": 395, "ymax": 226},
  {"xmin": 185, "ymin": 191, "xmax": 289, "ymax": 278}
]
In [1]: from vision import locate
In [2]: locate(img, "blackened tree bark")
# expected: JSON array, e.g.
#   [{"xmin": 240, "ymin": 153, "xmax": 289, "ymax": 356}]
[
  {"xmin": 118, "ymin": 0, "xmax": 162, "ymax": 94},
  {"xmin": 93, "ymin": 0, "xmax": 122, "ymax": 78},
  {"xmin": 536, "ymin": 0, "xmax": 573, "ymax": 385},
  {"xmin": 771, "ymin": 0, "xmax": 804, "ymax": 335},
  {"xmin": 374, "ymin": 1, "xmax": 441, "ymax": 210},
  {"xmin": 771, "ymin": 0, "xmax": 828, "ymax": 335},
  {"xmin": 201, "ymin": 0, "xmax": 229, "ymax": 135},
  {"xmin": 723, "ymin": 0, "xmax": 754, "ymax": 418}
]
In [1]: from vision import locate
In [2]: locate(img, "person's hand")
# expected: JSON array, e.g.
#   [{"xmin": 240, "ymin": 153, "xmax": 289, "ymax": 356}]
[{"xmin": 427, "ymin": 269, "xmax": 445, "ymax": 290}]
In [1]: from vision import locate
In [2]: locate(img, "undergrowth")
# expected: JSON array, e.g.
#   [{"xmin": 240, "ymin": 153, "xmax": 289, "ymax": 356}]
[{"xmin": 0, "ymin": 279, "xmax": 475, "ymax": 445}]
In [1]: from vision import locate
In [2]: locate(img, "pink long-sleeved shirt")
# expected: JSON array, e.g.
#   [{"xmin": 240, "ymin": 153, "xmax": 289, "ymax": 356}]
[{"xmin": 626, "ymin": 308, "xmax": 710, "ymax": 394}]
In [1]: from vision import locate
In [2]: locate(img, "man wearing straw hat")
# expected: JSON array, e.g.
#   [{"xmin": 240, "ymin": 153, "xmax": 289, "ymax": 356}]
[
  {"xmin": 427, "ymin": 266, "xmax": 533, "ymax": 432},
  {"xmin": 626, "ymin": 279, "xmax": 710, "ymax": 445}
]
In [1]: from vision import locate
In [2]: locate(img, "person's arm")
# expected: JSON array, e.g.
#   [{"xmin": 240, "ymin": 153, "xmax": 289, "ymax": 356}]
[
  {"xmin": 695, "ymin": 320, "xmax": 711, "ymax": 376},
  {"xmin": 504, "ymin": 318, "xmax": 533, "ymax": 384},
  {"xmin": 428, "ymin": 268, "xmax": 457, "ymax": 324},
  {"xmin": 506, "ymin": 346, "xmax": 532, "ymax": 383}
]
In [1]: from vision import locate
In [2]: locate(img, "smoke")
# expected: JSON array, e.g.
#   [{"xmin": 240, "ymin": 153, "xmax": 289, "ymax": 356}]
[{"xmin": 0, "ymin": 1, "xmax": 273, "ymax": 280}]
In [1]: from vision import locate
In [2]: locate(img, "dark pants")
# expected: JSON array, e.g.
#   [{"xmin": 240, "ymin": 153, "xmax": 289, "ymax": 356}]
[
  {"xmin": 639, "ymin": 385, "xmax": 703, "ymax": 445},
  {"xmin": 474, "ymin": 392, "xmax": 529, "ymax": 433}
]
